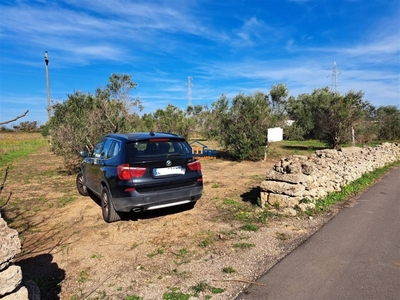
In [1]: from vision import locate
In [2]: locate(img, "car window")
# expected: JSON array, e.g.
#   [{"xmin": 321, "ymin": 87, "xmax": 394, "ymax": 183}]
[
  {"xmin": 92, "ymin": 139, "xmax": 106, "ymax": 158},
  {"xmin": 100, "ymin": 139, "xmax": 114, "ymax": 159},
  {"xmin": 107, "ymin": 140, "xmax": 121, "ymax": 159},
  {"xmin": 125, "ymin": 139, "xmax": 191, "ymax": 162}
]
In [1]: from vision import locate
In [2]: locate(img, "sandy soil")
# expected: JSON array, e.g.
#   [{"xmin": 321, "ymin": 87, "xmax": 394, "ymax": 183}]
[{"xmin": 2, "ymin": 145, "xmax": 333, "ymax": 300}]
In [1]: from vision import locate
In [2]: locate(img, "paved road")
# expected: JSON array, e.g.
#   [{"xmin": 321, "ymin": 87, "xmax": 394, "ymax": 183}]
[{"xmin": 235, "ymin": 166, "xmax": 400, "ymax": 300}]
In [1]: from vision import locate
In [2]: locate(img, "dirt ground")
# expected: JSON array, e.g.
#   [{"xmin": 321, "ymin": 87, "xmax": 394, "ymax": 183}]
[{"xmin": 2, "ymin": 144, "xmax": 335, "ymax": 300}]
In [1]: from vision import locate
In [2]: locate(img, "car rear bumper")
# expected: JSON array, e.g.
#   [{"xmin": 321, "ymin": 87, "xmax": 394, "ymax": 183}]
[{"xmin": 112, "ymin": 186, "xmax": 203, "ymax": 212}]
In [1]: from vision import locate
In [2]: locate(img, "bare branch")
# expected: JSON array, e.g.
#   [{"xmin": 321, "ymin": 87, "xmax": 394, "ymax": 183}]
[
  {"xmin": 0, "ymin": 110, "xmax": 29, "ymax": 125},
  {"xmin": 1, "ymin": 166, "xmax": 13, "ymax": 209},
  {"xmin": 0, "ymin": 192, "xmax": 13, "ymax": 209},
  {"xmin": 0, "ymin": 166, "xmax": 9, "ymax": 194}
]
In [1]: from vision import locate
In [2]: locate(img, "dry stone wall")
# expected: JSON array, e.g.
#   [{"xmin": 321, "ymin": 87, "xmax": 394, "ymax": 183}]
[
  {"xmin": 0, "ymin": 212, "xmax": 40, "ymax": 300},
  {"xmin": 260, "ymin": 143, "xmax": 400, "ymax": 215}
]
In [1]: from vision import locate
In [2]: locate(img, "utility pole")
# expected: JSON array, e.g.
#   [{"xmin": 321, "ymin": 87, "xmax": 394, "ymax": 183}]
[
  {"xmin": 187, "ymin": 76, "xmax": 193, "ymax": 107},
  {"xmin": 44, "ymin": 51, "xmax": 51, "ymax": 121}
]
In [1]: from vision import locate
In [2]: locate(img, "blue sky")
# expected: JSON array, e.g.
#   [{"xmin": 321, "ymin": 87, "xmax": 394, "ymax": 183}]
[{"xmin": 1, "ymin": 0, "xmax": 399, "ymax": 127}]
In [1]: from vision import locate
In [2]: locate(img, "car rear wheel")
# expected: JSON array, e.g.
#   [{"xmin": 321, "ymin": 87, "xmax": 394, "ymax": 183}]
[
  {"xmin": 101, "ymin": 187, "xmax": 121, "ymax": 223},
  {"xmin": 76, "ymin": 171, "xmax": 89, "ymax": 196}
]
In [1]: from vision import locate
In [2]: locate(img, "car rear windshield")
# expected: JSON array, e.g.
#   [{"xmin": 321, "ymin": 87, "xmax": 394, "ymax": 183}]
[{"xmin": 125, "ymin": 139, "xmax": 192, "ymax": 162}]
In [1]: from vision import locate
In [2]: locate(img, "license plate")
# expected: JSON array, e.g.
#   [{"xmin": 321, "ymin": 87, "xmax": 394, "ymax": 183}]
[{"xmin": 153, "ymin": 166, "xmax": 185, "ymax": 176}]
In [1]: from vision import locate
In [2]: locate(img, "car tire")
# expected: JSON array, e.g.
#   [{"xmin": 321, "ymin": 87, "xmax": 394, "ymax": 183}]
[
  {"xmin": 101, "ymin": 187, "xmax": 121, "ymax": 223},
  {"xmin": 76, "ymin": 171, "xmax": 89, "ymax": 196}
]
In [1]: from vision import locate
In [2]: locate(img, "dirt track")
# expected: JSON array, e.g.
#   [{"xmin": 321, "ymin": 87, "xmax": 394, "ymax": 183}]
[{"xmin": 3, "ymin": 145, "xmax": 330, "ymax": 300}]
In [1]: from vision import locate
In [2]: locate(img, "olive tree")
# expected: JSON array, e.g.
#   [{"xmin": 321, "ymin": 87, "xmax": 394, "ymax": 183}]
[
  {"xmin": 212, "ymin": 92, "xmax": 271, "ymax": 160},
  {"xmin": 46, "ymin": 74, "xmax": 142, "ymax": 173},
  {"xmin": 375, "ymin": 106, "xmax": 400, "ymax": 140},
  {"xmin": 150, "ymin": 104, "xmax": 193, "ymax": 139},
  {"xmin": 287, "ymin": 87, "xmax": 371, "ymax": 148}
]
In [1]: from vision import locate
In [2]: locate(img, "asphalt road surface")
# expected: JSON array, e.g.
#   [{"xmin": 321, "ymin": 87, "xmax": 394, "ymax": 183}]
[{"xmin": 235, "ymin": 166, "xmax": 400, "ymax": 300}]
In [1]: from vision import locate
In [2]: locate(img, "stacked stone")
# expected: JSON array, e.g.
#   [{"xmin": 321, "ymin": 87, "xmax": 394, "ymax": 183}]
[
  {"xmin": 260, "ymin": 143, "xmax": 400, "ymax": 215},
  {"xmin": 0, "ymin": 212, "xmax": 40, "ymax": 300}
]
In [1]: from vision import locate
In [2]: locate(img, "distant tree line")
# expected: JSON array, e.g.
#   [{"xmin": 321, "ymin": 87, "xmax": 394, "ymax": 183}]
[
  {"xmin": 17, "ymin": 73, "xmax": 397, "ymax": 171},
  {"xmin": 0, "ymin": 121, "xmax": 41, "ymax": 132}
]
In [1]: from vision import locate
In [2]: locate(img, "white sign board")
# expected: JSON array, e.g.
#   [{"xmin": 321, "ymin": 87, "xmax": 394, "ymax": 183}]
[{"xmin": 267, "ymin": 127, "xmax": 283, "ymax": 142}]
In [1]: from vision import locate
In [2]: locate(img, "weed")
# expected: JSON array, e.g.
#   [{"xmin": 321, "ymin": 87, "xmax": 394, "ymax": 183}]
[
  {"xmin": 163, "ymin": 288, "xmax": 191, "ymax": 300},
  {"xmin": 126, "ymin": 295, "xmax": 143, "ymax": 300},
  {"xmin": 197, "ymin": 230, "xmax": 216, "ymax": 248},
  {"xmin": 192, "ymin": 282, "xmax": 209, "ymax": 294},
  {"xmin": 191, "ymin": 282, "xmax": 224, "ymax": 297},
  {"xmin": 222, "ymin": 198, "xmax": 237, "ymax": 205},
  {"xmin": 90, "ymin": 253, "xmax": 103, "ymax": 259},
  {"xmin": 222, "ymin": 266, "xmax": 236, "ymax": 274},
  {"xmin": 299, "ymin": 198, "xmax": 312, "ymax": 204},
  {"xmin": 211, "ymin": 183, "xmax": 219, "ymax": 188},
  {"xmin": 77, "ymin": 270, "xmax": 89, "ymax": 284},
  {"xmin": 148, "ymin": 248, "xmax": 164, "ymax": 257},
  {"xmin": 240, "ymin": 224, "xmax": 259, "ymax": 231},
  {"xmin": 173, "ymin": 248, "xmax": 192, "ymax": 265},
  {"xmin": 179, "ymin": 248, "xmax": 189, "ymax": 256},
  {"xmin": 233, "ymin": 243, "xmax": 255, "ymax": 249},
  {"xmin": 130, "ymin": 242, "xmax": 138, "ymax": 250},
  {"xmin": 172, "ymin": 269, "xmax": 190, "ymax": 279},
  {"xmin": 59, "ymin": 196, "xmax": 76, "ymax": 207},
  {"xmin": 199, "ymin": 239, "xmax": 212, "ymax": 248},
  {"xmin": 276, "ymin": 232, "xmax": 290, "ymax": 240},
  {"xmin": 272, "ymin": 201, "xmax": 280, "ymax": 210}
]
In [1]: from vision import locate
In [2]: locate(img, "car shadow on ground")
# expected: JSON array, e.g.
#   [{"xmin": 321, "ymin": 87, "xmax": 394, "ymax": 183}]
[
  {"xmin": 17, "ymin": 253, "xmax": 65, "ymax": 300},
  {"xmin": 87, "ymin": 191, "xmax": 196, "ymax": 221},
  {"xmin": 124, "ymin": 202, "xmax": 196, "ymax": 221}
]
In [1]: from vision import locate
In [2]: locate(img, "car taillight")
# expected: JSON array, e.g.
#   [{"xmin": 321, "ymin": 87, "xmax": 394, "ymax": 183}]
[
  {"xmin": 187, "ymin": 160, "xmax": 201, "ymax": 171},
  {"xmin": 117, "ymin": 164, "xmax": 146, "ymax": 180}
]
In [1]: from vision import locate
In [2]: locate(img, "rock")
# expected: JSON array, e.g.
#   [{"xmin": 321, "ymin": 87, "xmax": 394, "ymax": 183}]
[
  {"xmin": 265, "ymin": 171, "xmax": 309, "ymax": 184},
  {"xmin": 267, "ymin": 193, "xmax": 300, "ymax": 208},
  {"xmin": 1, "ymin": 286, "xmax": 28, "ymax": 300},
  {"xmin": 0, "ymin": 215, "xmax": 40, "ymax": 300},
  {"xmin": 0, "ymin": 218, "xmax": 21, "ymax": 271},
  {"xmin": 260, "ymin": 180, "xmax": 305, "ymax": 197},
  {"xmin": 261, "ymin": 143, "xmax": 400, "ymax": 210},
  {"xmin": 0, "ymin": 265, "xmax": 22, "ymax": 296}
]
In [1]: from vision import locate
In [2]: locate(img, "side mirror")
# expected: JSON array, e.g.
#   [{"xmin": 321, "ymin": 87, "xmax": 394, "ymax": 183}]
[{"xmin": 79, "ymin": 150, "xmax": 89, "ymax": 158}]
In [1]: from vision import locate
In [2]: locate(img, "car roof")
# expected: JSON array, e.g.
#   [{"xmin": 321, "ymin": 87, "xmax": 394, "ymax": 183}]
[{"xmin": 104, "ymin": 132, "xmax": 182, "ymax": 142}]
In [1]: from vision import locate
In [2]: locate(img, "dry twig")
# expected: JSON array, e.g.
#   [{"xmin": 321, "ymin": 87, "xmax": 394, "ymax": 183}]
[
  {"xmin": 1, "ymin": 166, "xmax": 13, "ymax": 209},
  {"xmin": 213, "ymin": 278, "xmax": 267, "ymax": 287}
]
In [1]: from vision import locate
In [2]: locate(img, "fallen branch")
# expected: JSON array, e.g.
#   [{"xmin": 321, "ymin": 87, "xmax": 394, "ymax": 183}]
[{"xmin": 213, "ymin": 278, "xmax": 267, "ymax": 287}]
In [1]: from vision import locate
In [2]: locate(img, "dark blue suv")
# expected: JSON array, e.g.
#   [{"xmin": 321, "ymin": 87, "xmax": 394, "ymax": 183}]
[{"xmin": 76, "ymin": 132, "xmax": 203, "ymax": 222}]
